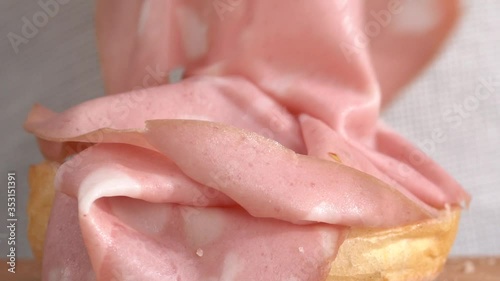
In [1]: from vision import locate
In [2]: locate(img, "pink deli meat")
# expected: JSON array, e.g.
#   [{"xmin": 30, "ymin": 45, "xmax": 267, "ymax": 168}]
[{"xmin": 25, "ymin": 0, "xmax": 470, "ymax": 280}]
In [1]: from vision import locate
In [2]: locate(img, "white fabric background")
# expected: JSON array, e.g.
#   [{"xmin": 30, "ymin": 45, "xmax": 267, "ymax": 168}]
[
  {"xmin": 0, "ymin": 0, "xmax": 498, "ymax": 258},
  {"xmin": 383, "ymin": 0, "xmax": 500, "ymax": 255}
]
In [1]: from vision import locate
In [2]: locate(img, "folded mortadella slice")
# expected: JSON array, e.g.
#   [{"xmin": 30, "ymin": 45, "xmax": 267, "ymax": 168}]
[
  {"xmin": 184, "ymin": 0, "xmax": 380, "ymax": 141},
  {"xmin": 144, "ymin": 119, "xmax": 435, "ymax": 227},
  {"xmin": 24, "ymin": 76, "xmax": 305, "ymax": 161},
  {"xmin": 49, "ymin": 143, "xmax": 343, "ymax": 281},
  {"xmin": 299, "ymin": 115, "xmax": 470, "ymax": 208}
]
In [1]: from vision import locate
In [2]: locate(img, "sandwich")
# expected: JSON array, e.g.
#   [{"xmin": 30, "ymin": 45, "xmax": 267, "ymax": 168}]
[{"xmin": 25, "ymin": 1, "xmax": 470, "ymax": 280}]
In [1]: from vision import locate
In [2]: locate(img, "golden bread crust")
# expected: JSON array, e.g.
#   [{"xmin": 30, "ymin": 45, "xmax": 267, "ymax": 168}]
[
  {"xmin": 27, "ymin": 161, "xmax": 58, "ymax": 263},
  {"xmin": 328, "ymin": 208, "xmax": 460, "ymax": 281}
]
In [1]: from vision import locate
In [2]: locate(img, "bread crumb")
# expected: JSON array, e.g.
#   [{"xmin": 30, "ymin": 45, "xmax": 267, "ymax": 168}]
[{"xmin": 196, "ymin": 248, "xmax": 204, "ymax": 257}]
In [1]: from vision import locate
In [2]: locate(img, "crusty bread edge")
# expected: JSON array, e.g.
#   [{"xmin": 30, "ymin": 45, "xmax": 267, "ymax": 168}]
[
  {"xmin": 27, "ymin": 161, "xmax": 58, "ymax": 263},
  {"xmin": 328, "ymin": 207, "xmax": 460, "ymax": 281}
]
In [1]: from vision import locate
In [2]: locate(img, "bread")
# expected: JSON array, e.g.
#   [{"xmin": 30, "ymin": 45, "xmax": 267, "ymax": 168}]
[
  {"xmin": 27, "ymin": 161, "xmax": 58, "ymax": 263},
  {"xmin": 328, "ymin": 207, "xmax": 460, "ymax": 281},
  {"xmin": 28, "ymin": 161, "xmax": 460, "ymax": 280}
]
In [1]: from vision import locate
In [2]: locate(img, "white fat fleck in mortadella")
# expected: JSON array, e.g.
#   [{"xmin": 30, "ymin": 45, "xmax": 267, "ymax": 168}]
[
  {"xmin": 392, "ymin": 0, "xmax": 440, "ymax": 34},
  {"xmin": 319, "ymin": 228, "xmax": 339, "ymax": 258},
  {"xmin": 305, "ymin": 201, "xmax": 342, "ymax": 223},
  {"xmin": 182, "ymin": 207, "xmax": 226, "ymax": 248},
  {"xmin": 287, "ymin": 276, "xmax": 301, "ymax": 281},
  {"xmin": 137, "ymin": 0, "xmax": 151, "ymax": 35},
  {"xmin": 176, "ymin": 6, "xmax": 208, "ymax": 60},
  {"xmin": 109, "ymin": 197, "xmax": 171, "ymax": 236},
  {"xmin": 220, "ymin": 252, "xmax": 245, "ymax": 281},
  {"xmin": 78, "ymin": 168, "xmax": 142, "ymax": 215},
  {"xmin": 48, "ymin": 267, "xmax": 72, "ymax": 281}
]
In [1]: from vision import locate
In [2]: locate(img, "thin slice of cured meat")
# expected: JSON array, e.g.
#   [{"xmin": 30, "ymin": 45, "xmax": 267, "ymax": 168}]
[{"xmin": 49, "ymin": 143, "xmax": 344, "ymax": 281}]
